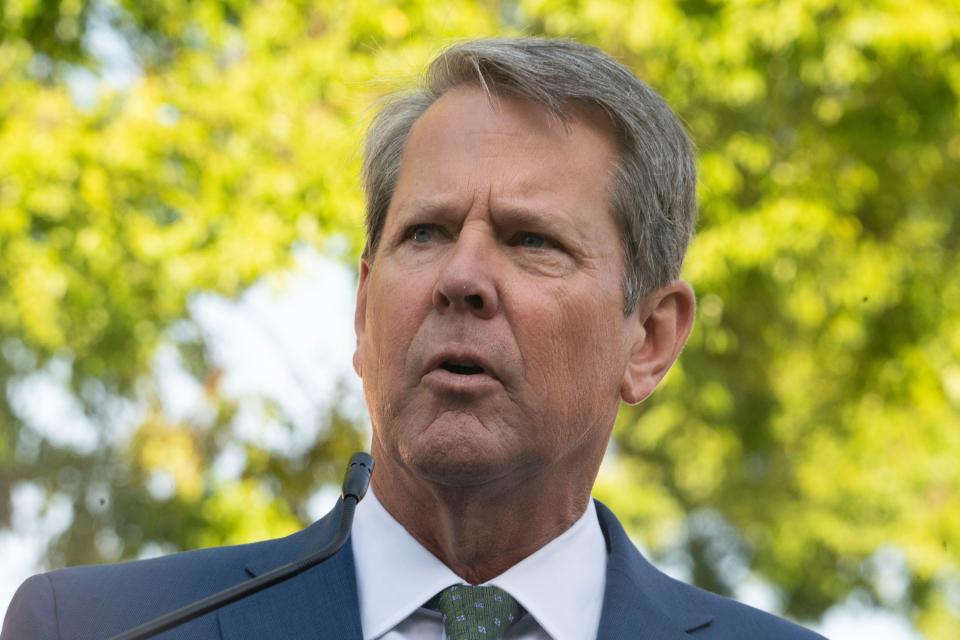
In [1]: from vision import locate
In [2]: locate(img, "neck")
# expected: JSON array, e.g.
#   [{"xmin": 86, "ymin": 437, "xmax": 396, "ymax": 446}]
[{"xmin": 371, "ymin": 442, "xmax": 603, "ymax": 584}]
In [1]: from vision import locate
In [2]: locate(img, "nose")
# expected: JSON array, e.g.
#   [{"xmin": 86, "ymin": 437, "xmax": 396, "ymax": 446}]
[{"xmin": 433, "ymin": 231, "xmax": 500, "ymax": 319}]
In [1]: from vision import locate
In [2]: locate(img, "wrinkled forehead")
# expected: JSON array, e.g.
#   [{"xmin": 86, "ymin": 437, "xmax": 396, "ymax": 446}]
[
  {"xmin": 431, "ymin": 80, "xmax": 623, "ymax": 147},
  {"xmin": 390, "ymin": 86, "xmax": 621, "ymax": 226}
]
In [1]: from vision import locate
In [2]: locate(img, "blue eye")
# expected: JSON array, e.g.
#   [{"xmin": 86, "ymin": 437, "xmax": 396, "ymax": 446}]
[
  {"xmin": 410, "ymin": 226, "xmax": 434, "ymax": 243},
  {"xmin": 518, "ymin": 233, "xmax": 547, "ymax": 249}
]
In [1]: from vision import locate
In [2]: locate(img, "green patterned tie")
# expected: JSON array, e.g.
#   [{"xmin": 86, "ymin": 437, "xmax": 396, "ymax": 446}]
[{"xmin": 426, "ymin": 584, "xmax": 525, "ymax": 639}]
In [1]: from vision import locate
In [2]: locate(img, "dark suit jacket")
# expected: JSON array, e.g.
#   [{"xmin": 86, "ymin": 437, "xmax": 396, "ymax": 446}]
[{"xmin": 2, "ymin": 500, "xmax": 825, "ymax": 639}]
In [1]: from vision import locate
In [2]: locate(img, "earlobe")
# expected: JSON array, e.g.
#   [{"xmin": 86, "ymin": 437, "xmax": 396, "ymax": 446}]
[
  {"xmin": 619, "ymin": 322, "xmax": 652, "ymax": 405},
  {"xmin": 353, "ymin": 259, "xmax": 371, "ymax": 378},
  {"xmin": 620, "ymin": 280, "xmax": 696, "ymax": 405}
]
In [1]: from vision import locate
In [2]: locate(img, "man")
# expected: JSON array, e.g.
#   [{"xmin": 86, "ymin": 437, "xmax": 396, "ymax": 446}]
[{"xmin": 2, "ymin": 38, "xmax": 825, "ymax": 639}]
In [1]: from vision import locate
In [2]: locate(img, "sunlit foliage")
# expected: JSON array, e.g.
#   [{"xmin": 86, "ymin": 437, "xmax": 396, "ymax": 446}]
[{"xmin": 1, "ymin": 1, "xmax": 958, "ymax": 635}]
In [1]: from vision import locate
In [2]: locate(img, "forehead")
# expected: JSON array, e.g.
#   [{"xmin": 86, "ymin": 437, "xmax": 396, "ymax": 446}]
[
  {"xmin": 388, "ymin": 85, "xmax": 621, "ymax": 230},
  {"xmin": 403, "ymin": 85, "xmax": 619, "ymax": 170}
]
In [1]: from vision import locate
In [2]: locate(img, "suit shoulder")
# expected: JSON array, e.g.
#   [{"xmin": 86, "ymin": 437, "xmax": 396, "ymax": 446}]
[
  {"xmin": 42, "ymin": 534, "xmax": 282, "ymax": 605},
  {"xmin": 2, "ymin": 573, "xmax": 59, "ymax": 640},
  {"xmin": 663, "ymin": 575, "xmax": 827, "ymax": 639},
  {"xmin": 594, "ymin": 501, "xmax": 826, "ymax": 639},
  {"xmin": 6, "ymin": 537, "xmax": 281, "ymax": 640},
  {"xmin": 54, "ymin": 535, "xmax": 272, "ymax": 582}
]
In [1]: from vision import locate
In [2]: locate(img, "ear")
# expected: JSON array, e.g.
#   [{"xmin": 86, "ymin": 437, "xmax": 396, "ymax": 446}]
[
  {"xmin": 620, "ymin": 280, "xmax": 696, "ymax": 405},
  {"xmin": 353, "ymin": 258, "xmax": 371, "ymax": 378}
]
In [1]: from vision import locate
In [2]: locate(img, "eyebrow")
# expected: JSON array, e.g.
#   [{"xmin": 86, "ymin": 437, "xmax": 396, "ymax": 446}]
[
  {"xmin": 491, "ymin": 204, "xmax": 587, "ymax": 246},
  {"xmin": 393, "ymin": 196, "xmax": 465, "ymax": 221}
]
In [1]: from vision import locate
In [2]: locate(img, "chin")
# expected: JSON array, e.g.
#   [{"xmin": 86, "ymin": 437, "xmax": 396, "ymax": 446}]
[
  {"xmin": 397, "ymin": 413, "xmax": 521, "ymax": 488},
  {"xmin": 408, "ymin": 454, "xmax": 511, "ymax": 487}
]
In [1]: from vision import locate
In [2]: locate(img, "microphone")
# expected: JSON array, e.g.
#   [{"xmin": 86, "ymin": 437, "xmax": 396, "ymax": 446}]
[{"xmin": 109, "ymin": 452, "xmax": 374, "ymax": 640}]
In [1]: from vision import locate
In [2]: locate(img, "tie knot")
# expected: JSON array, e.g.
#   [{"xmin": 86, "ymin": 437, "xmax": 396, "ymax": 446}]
[{"xmin": 427, "ymin": 585, "xmax": 524, "ymax": 639}]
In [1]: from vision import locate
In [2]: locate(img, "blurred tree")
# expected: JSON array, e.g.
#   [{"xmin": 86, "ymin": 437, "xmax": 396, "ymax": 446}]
[{"xmin": 1, "ymin": 0, "xmax": 958, "ymax": 637}]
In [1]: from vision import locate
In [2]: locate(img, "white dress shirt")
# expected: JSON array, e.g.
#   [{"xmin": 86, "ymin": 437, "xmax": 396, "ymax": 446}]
[{"xmin": 350, "ymin": 490, "xmax": 607, "ymax": 640}]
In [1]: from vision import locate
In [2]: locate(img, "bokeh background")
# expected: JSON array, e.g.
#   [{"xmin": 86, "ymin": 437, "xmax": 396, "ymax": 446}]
[{"xmin": 1, "ymin": 1, "xmax": 958, "ymax": 637}]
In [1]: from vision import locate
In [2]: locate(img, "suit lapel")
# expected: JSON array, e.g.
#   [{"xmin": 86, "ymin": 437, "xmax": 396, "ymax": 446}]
[
  {"xmin": 594, "ymin": 501, "xmax": 713, "ymax": 639},
  {"xmin": 218, "ymin": 499, "xmax": 364, "ymax": 640}
]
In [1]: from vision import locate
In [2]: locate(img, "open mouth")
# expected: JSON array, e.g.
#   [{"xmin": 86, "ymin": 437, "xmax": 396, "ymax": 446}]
[{"xmin": 440, "ymin": 361, "xmax": 486, "ymax": 376}]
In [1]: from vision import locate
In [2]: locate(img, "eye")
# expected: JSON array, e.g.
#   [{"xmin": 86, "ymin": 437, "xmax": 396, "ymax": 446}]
[
  {"xmin": 408, "ymin": 225, "xmax": 436, "ymax": 243},
  {"xmin": 515, "ymin": 232, "xmax": 551, "ymax": 249}
]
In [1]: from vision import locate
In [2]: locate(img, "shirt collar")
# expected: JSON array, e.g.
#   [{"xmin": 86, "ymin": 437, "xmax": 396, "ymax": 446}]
[
  {"xmin": 351, "ymin": 490, "xmax": 460, "ymax": 639},
  {"xmin": 351, "ymin": 490, "xmax": 607, "ymax": 640},
  {"xmin": 484, "ymin": 499, "xmax": 607, "ymax": 640}
]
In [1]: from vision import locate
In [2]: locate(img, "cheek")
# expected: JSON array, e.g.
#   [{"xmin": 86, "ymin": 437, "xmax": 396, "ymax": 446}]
[
  {"xmin": 362, "ymin": 280, "xmax": 412, "ymax": 392},
  {"xmin": 362, "ymin": 269, "xmax": 440, "ymax": 404},
  {"xmin": 366, "ymin": 271, "xmax": 423, "ymax": 342},
  {"xmin": 552, "ymin": 289, "xmax": 625, "ymax": 399},
  {"xmin": 516, "ymin": 287, "xmax": 625, "ymax": 421}
]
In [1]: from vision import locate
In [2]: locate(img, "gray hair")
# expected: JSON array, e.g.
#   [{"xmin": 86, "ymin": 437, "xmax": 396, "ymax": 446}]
[{"xmin": 361, "ymin": 37, "xmax": 697, "ymax": 311}]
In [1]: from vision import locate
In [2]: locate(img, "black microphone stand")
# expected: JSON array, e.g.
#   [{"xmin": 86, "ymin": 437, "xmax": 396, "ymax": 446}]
[{"xmin": 108, "ymin": 452, "xmax": 374, "ymax": 640}]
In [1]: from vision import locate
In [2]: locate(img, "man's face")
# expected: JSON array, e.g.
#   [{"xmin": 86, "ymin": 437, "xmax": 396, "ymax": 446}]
[{"xmin": 354, "ymin": 86, "xmax": 636, "ymax": 487}]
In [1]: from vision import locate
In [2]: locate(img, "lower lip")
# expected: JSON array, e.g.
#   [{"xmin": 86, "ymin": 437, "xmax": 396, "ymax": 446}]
[{"xmin": 422, "ymin": 368, "xmax": 501, "ymax": 394}]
